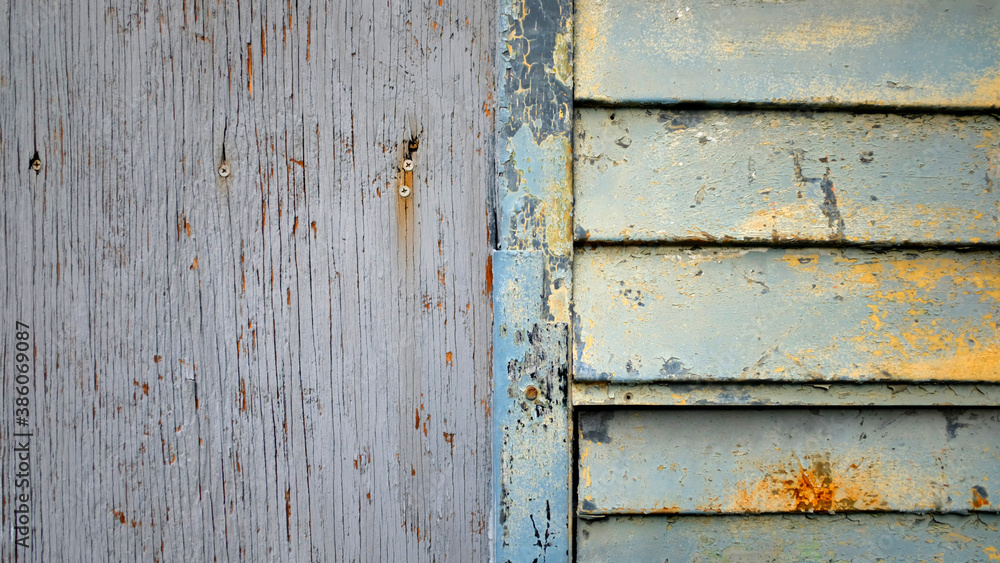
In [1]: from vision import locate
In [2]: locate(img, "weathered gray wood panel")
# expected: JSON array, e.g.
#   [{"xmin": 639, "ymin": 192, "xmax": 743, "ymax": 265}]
[
  {"xmin": 579, "ymin": 408, "xmax": 1000, "ymax": 515},
  {"xmin": 576, "ymin": 0, "xmax": 1000, "ymax": 109},
  {"xmin": 0, "ymin": 1, "xmax": 494, "ymax": 561},
  {"xmin": 578, "ymin": 514, "xmax": 1000, "ymax": 562},
  {"xmin": 575, "ymin": 109, "xmax": 1000, "ymax": 245},
  {"xmin": 574, "ymin": 246, "xmax": 1000, "ymax": 383}
]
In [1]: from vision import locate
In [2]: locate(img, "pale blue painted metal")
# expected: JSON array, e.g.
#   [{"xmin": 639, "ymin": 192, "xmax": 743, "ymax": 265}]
[
  {"xmin": 579, "ymin": 408, "xmax": 1000, "ymax": 515},
  {"xmin": 576, "ymin": 0, "xmax": 1000, "ymax": 109},
  {"xmin": 578, "ymin": 514, "xmax": 1000, "ymax": 562},
  {"xmin": 574, "ymin": 246, "xmax": 1000, "ymax": 383},
  {"xmin": 574, "ymin": 109, "xmax": 1000, "ymax": 245},
  {"xmin": 495, "ymin": 0, "xmax": 574, "ymax": 559},
  {"xmin": 571, "ymin": 382, "xmax": 1000, "ymax": 408},
  {"xmin": 492, "ymin": 251, "xmax": 570, "ymax": 561}
]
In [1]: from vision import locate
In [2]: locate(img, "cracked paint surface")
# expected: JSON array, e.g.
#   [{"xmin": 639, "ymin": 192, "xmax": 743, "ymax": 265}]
[
  {"xmin": 574, "ymin": 108, "xmax": 1000, "ymax": 245},
  {"xmin": 494, "ymin": 0, "xmax": 573, "ymax": 559},
  {"xmin": 574, "ymin": 246, "xmax": 1000, "ymax": 383},
  {"xmin": 575, "ymin": 0, "xmax": 1000, "ymax": 109},
  {"xmin": 578, "ymin": 408, "xmax": 1000, "ymax": 515},
  {"xmin": 577, "ymin": 514, "xmax": 1000, "ymax": 562}
]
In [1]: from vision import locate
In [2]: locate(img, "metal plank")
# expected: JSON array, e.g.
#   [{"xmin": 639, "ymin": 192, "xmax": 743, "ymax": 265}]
[
  {"xmin": 574, "ymin": 246, "xmax": 1000, "ymax": 383},
  {"xmin": 572, "ymin": 382, "xmax": 1000, "ymax": 408},
  {"xmin": 576, "ymin": 0, "xmax": 1000, "ymax": 109},
  {"xmin": 574, "ymin": 109, "xmax": 1000, "ymax": 245},
  {"xmin": 578, "ymin": 514, "xmax": 1000, "ymax": 562},
  {"xmin": 495, "ymin": 0, "xmax": 575, "ymax": 558},
  {"xmin": 492, "ymin": 251, "xmax": 571, "ymax": 562},
  {"xmin": 578, "ymin": 408, "xmax": 1000, "ymax": 515}
]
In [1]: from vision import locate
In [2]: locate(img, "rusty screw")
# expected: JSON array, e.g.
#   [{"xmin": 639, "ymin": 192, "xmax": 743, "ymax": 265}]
[
  {"xmin": 524, "ymin": 386, "xmax": 539, "ymax": 401},
  {"xmin": 218, "ymin": 162, "xmax": 231, "ymax": 178},
  {"xmin": 29, "ymin": 157, "xmax": 41, "ymax": 172},
  {"xmin": 402, "ymin": 159, "xmax": 414, "ymax": 171}
]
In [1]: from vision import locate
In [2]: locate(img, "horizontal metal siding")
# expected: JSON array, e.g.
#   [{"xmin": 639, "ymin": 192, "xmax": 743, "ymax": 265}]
[
  {"xmin": 578, "ymin": 408, "xmax": 999, "ymax": 515},
  {"xmin": 574, "ymin": 246, "xmax": 1000, "ymax": 383},
  {"xmin": 574, "ymin": 109, "xmax": 1000, "ymax": 245},
  {"xmin": 577, "ymin": 514, "xmax": 1000, "ymax": 562},
  {"xmin": 576, "ymin": 0, "xmax": 1000, "ymax": 109}
]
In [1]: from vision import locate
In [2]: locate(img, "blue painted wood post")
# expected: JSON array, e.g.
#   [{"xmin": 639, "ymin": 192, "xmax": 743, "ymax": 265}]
[{"xmin": 494, "ymin": 0, "xmax": 574, "ymax": 560}]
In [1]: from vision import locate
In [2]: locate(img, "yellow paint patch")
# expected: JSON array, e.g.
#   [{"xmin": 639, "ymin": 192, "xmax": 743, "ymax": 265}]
[
  {"xmin": 548, "ymin": 284, "xmax": 570, "ymax": 325},
  {"xmin": 885, "ymin": 343, "xmax": 1000, "ymax": 382}
]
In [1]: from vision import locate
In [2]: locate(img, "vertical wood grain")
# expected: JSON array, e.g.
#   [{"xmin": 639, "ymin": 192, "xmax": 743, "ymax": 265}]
[{"xmin": 0, "ymin": 0, "xmax": 494, "ymax": 560}]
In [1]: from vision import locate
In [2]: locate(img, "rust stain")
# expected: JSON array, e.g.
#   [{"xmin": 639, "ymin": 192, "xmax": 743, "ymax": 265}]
[
  {"xmin": 113, "ymin": 510, "xmax": 126, "ymax": 525},
  {"xmin": 288, "ymin": 157, "xmax": 305, "ymax": 168},
  {"xmin": 485, "ymin": 254, "xmax": 493, "ymax": 295},
  {"xmin": 446, "ymin": 351, "xmax": 453, "ymax": 365},
  {"xmin": 239, "ymin": 378, "xmax": 248, "ymax": 411},
  {"xmin": 153, "ymin": 355, "xmax": 162, "ymax": 363},
  {"xmin": 734, "ymin": 453, "xmax": 891, "ymax": 513},
  {"xmin": 443, "ymin": 432, "xmax": 455, "ymax": 451},
  {"xmin": 292, "ymin": 216, "xmax": 299, "ymax": 236},
  {"xmin": 246, "ymin": 43, "xmax": 253, "ymax": 95},
  {"xmin": 306, "ymin": 14, "xmax": 312, "ymax": 61},
  {"xmin": 973, "ymin": 485, "xmax": 990, "ymax": 509},
  {"xmin": 190, "ymin": 257, "xmax": 198, "ymax": 270},
  {"xmin": 285, "ymin": 488, "xmax": 292, "ymax": 542}
]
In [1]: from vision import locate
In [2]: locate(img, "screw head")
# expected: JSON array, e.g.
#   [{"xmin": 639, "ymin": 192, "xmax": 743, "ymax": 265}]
[
  {"xmin": 30, "ymin": 158, "xmax": 41, "ymax": 172},
  {"xmin": 402, "ymin": 159, "xmax": 414, "ymax": 171},
  {"xmin": 399, "ymin": 184, "xmax": 412, "ymax": 198},
  {"xmin": 524, "ymin": 386, "xmax": 539, "ymax": 400},
  {"xmin": 218, "ymin": 162, "xmax": 231, "ymax": 178}
]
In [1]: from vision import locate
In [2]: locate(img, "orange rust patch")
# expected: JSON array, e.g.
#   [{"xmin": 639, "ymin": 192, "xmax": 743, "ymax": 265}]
[
  {"xmin": 972, "ymin": 485, "xmax": 990, "ymax": 509},
  {"xmin": 306, "ymin": 15, "xmax": 312, "ymax": 61},
  {"xmin": 246, "ymin": 43, "xmax": 253, "ymax": 95},
  {"xmin": 190, "ymin": 257, "xmax": 198, "ymax": 270},
  {"xmin": 485, "ymin": 254, "xmax": 493, "ymax": 295},
  {"xmin": 734, "ymin": 453, "xmax": 890, "ymax": 513},
  {"xmin": 153, "ymin": 355, "xmax": 162, "ymax": 363},
  {"xmin": 446, "ymin": 351, "xmax": 453, "ymax": 366}
]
